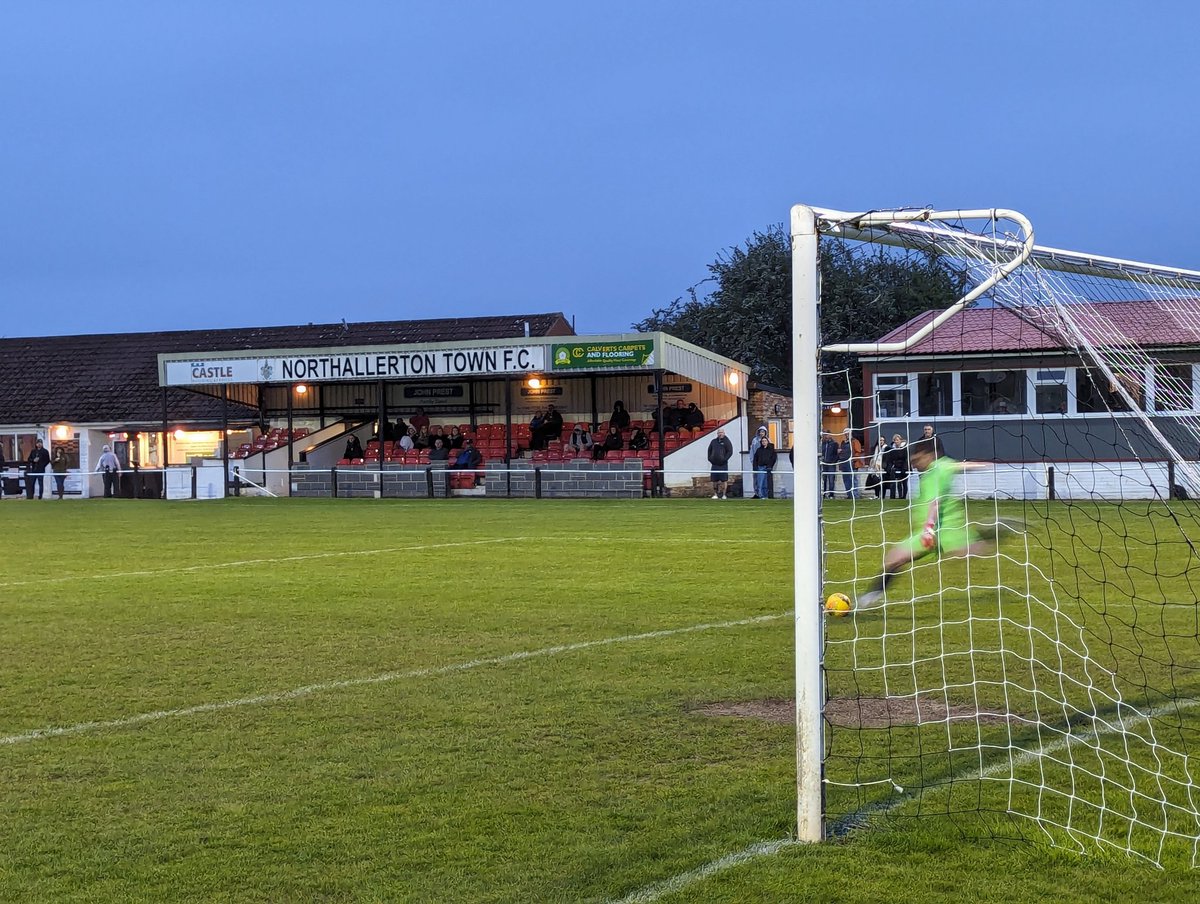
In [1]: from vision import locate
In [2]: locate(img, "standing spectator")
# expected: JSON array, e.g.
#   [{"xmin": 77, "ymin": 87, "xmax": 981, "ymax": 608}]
[
  {"xmin": 749, "ymin": 426, "xmax": 769, "ymax": 497},
  {"xmin": 410, "ymin": 407, "xmax": 430, "ymax": 431},
  {"xmin": 707, "ymin": 428, "xmax": 734, "ymax": 499},
  {"xmin": 25, "ymin": 439, "xmax": 50, "ymax": 500},
  {"xmin": 609, "ymin": 400, "xmax": 631, "ymax": 430},
  {"xmin": 867, "ymin": 437, "xmax": 887, "ymax": 499},
  {"xmin": 883, "ymin": 434, "xmax": 909, "ymax": 499},
  {"xmin": 684, "ymin": 402, "xmax": 704, "ymax": 431},
  {"xmin": 51, "ymin": 446, "xmax": 69, "ymax": 499},
  {"xmin": 628, "ymin": 427, "xmax": 649, "ymax": 451},
  {"xmin": 0, "ymin": 445, "xmax": 6, "ymax": 500},
  {"xmin": 96, "ymin": 444, "xmax": 122, "ymax": 498},
  {"xmin": 753, "ymin": 435, "xmax": 778, "ymax": 499},
  {"xmin": 343, "ymin": 434, "xmax": 364, "ymax": 460},
  {"xmin": 820, "ymin": 432, "xmax": 839, "ymax": 499},
  {"xmin": 837, "ymin": 429, "xmax": 858, "ymax": 499},
  {"xmin": 541, "ymin": 404, "xmax": 564, "ymax": 445}
]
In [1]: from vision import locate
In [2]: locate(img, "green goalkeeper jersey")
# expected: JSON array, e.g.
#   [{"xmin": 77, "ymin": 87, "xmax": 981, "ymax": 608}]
[{"xmin": 907, "ymin": 456, "xmax": 971, "ymax": 553}]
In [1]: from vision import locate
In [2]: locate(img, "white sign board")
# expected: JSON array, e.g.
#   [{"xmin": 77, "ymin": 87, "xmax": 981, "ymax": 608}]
[{"xmin": 163, "ymin": 346, "xmax": 547, "ymax": 386}]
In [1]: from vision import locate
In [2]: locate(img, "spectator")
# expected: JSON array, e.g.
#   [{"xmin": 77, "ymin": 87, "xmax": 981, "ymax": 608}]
[
  {"xmin": 665, "ymin": 399, "xmax": 686, "ymax": 431},
  {"xmin": 820, "ymin": 432, "xmax": 839, "ymax": 499},
  {"xmin": 429, "ymin": 438, "xmax": 449, "ymax": 462},
  {"xmin": 609, "ymin": 400, "xmax": 631, "ymax": 430},
  {"xmin": 399, "ymin": 427, "xmax": 416, "ymax": 452},
  {"xmin": 649, "ymin": 407, "xmax": 663, "ymax": 434},
  {"xmin": 96, "ymin": 444, "xmax": 122, "ymax": 498},
  {"xmin": 628, "ymin": 427, "xmax": 649, "ymax": 451},
  {"xmin": 0, "ymin": 445, "xmax": 5, "ymax": 500},
  {"xmin": 410, "ymin": 407, "xmax": 430, "ymax": 431},
  {"xmin": 753, "ymin": 435, "xmax": 778, "ymax": 499},
  {"xmin": 541, "ymin": 404, "xmax": 564, "ymax": 444},
  {"xmin": 707, "ymin": 427, "xmax": 734, "ymax": 499},
  {"xmin": 447, "ymin": 425, "xmax": 465, "ymax": 450},
  {"xmin": 568, "ymin": 425, "xmax": 593, "ymax": 454},
  {"xmin": 883, "ymin": 434, "xmax": 909, "ymax": 499},
  {"xmin": 837, "ymin": 429, "xmax": 858, "ymax": 499},
  {"xmin": 25, "ymin": 439, "xmax": 50, "ymax": 500},
  {"xmin": 393, "ymin": 416, "xmax": 408, "ymax": 439},
  {"xmin": 414, "ymin": 425, "xmax": 432, "ymax": 450},
  {"xmin": 684, "ymin": 402, "xmax": 704, "ymax": 431},
  {"xmin": 528, "ymin": 410, "xmax": 546, "ymax": 450},
  {"xmin": 452, "ymin": 438, "xmax": 482, "ymax": 469},
  {"xmin": 430, "ymin": 425, "xmax": 446, "ymax": 448},
  {"xmin": 602, "ymin": 425, "xmax": 623, "ymax": 453},
  {"xmin": 344, "ymin": 434, "xmax": 364, "ymax": 460},
  {"xmin": 51, "ymin": 446, "xmax": 69, "ymax": 499},
  {"xmin": 867, "ymin": 437, "xmax": 887, "ymax": 499}
]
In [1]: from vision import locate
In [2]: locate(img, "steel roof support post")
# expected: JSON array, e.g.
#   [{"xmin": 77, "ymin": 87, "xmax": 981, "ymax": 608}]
[{"xmin": 221, "ymin": 384, "xmax": 230, "ymax": 499}]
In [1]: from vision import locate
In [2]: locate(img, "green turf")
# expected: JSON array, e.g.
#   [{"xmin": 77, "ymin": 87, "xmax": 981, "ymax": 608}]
[{"xmin": 1, "ymin": 497, "xmax": 1198, "ymax": 902}]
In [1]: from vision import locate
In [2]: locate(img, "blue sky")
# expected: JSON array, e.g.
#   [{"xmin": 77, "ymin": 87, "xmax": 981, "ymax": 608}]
[{"xmin": 3, "ymin": 2, "xmax": 1197, "ymax": 339}]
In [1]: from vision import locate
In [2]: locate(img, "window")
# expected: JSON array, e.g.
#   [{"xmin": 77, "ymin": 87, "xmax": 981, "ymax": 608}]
[
  {"xmin": 961, "ymin": 370, "xmax": 1027, "ymax": 416},
  {"xmin": 917, "ymin": 373, "xmax": 953, "ymax": 417},
  {"xmin": 875, "ymin": 374, "xmax": 910, "ymax": 419},
  {"xmin": 1154, "ymin": 363, "xmax": 1194, "ymax": 412},
  {"xmin": 1076, "ymin": 367, "xmax": 1144, "ymax": 413},
  {"xmin": 1035, "ymin": 369, "xmax": 1068, "ymax": 414}
]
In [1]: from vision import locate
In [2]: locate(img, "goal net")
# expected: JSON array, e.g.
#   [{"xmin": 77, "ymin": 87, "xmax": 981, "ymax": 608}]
[{"xmin": 793, "ymin": 206, "xmax": 1200, "ymax": 866}]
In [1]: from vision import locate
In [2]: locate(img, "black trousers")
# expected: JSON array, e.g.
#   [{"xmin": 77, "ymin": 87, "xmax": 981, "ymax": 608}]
[
  {"xmin": 102, "ymin": 470, "xmax": 118, "ymax": 497},
  {"xmin": 26, "ymin": 474, "xmax": 44, "ymax": 499}
]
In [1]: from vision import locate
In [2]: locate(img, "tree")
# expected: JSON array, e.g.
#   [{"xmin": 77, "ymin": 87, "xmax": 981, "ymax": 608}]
[{"xmin": 635, "ymin": 223, "xmax": 967, "ymax": 393}]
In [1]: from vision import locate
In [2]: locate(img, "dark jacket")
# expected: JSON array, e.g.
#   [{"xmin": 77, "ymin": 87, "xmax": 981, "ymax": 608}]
[
  {"xmin": 628, "ymin": 429, "xmax": 649, "ymax": 451},
  {"xmin": 836, "ymin": 440, "xmax": 853, "ymax": 465},
  {"xmin": 753, "ymin": 442, "xmax": 778, "ymax": 470},
  {"xmin": 609, "ymin": 405, "xmax": 631, "ymax": 430},
  {"xmin": 542, "ymin": 409, "xmax": 564, "ymax": 439},
  {"xmin": 821, "ymin": 438, "xmax": 839, "ymax": 464},
  {"xmin": 684, "ymin": 404, "xmax": 704, "ymax": 428},
  {"xmin": 883, "ymin": 445, "xmax": 909, "ymax": 476},
  {"xmin": 26, "ymin": 445, "xmax": 51, "ymax": 474},
  {"xmin": 707, "ymin": 435, "xmax": 733, "ymax": 466}
]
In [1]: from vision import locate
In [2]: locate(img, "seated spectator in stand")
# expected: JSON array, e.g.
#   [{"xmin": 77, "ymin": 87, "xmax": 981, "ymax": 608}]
[
  {"xmin": 650, "ymin": 407, "xmax": 663, "ymax": 434},
  {"xmin": 447, "ymin": 425, "xmax": 465, "ymax": 449},
  {"xmin": 429, "ymin": 437, "xmax": 449, "ymax": 462},
  {"xmin": 628, "ymin": 427, "xmax": 649, "ymax": 451},
  {"xmin": 609, "ymin": 400, "xmax": 631, "ymax": 430},
  {"xmin": 399, "ymin": 427, "xmax": 416, "ymax": 452},
  {"xmin": 568, "ymin": 425, "xmax": 593, "ymax": 454},
  {"xmin": 451, "ymin": 438, "xmax": 482, "ymax": 469},
  {"xmin": 344, "ymin": 434, "xmax": 364, "ymax": 460},
  {"xmin": 410, "ymin": 407, "xmax": 430, "ymax": 431},
  {"xmin": 665, "ymin": 399, "xmax": 687, "ymax": 431},
  {"xmin": 430, "ymin": 425, "xmax": 445, "ymax": 448},
  {"xmin": 414, "ymin": 425, "xmax": 432, "ymax": 450},
  {"xmin": 602, "ymin": 424, "xmax": 623, "ymax": 453},
  {"xmin": 684, "ymin": 402, "xmax": 704, "ymax": 431},
  {"xmin": 528, "ymin": 410, "xmax": 546, "ymax": 450}
]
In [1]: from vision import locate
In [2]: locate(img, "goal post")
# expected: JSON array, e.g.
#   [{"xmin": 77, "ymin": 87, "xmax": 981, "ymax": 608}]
[{"xmin": 792, "ymin": 203, "xmax": 1200, "ymax": 863}]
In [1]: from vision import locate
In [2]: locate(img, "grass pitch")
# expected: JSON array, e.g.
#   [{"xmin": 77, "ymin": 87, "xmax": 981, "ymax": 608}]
[{"xmin": 1, "ymin": 497, "xmax": 1198, "ymax": 902}]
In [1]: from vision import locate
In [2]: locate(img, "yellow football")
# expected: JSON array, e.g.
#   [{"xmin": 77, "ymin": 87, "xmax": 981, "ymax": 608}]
[{"xmin": 824, "ymin": 592, "xmax": 852, "ymax": 617}]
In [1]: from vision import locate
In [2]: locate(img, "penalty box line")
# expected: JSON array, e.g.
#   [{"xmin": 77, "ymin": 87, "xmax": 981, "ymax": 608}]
[
  {"xmin": 0, "ymin": 613, "xmax": 787, "ymax": 747},
  {"xmin": 0, "ymin": 537, "xmax": 789, "ymax": 590}
]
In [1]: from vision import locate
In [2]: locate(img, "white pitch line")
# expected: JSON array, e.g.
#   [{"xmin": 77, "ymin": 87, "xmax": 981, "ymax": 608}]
[
  {"xmin": 607, "ymin": 838, "xmax": 797, "ymax": 904},
  {"xmin": 605, "ymin": 696, "xmax": 1200, "ymax": 903},
  {"xmin": 0, "ymin": 613, "xmax": 787, "ymax": 747},
  {"xmin": 0, "ymin": 537, "xmax": 789, "ymax": 590}
]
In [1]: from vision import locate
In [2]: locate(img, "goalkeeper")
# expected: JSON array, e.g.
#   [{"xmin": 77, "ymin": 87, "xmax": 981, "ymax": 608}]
[{"xmin": 857, "ymin": 437, "xmax": 1014, "ymax": 610}]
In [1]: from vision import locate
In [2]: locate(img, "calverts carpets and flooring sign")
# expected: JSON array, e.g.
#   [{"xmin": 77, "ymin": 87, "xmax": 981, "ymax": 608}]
[{"xmin": 551, "ymin": 341, "xmax": 655, "ymax": 370}]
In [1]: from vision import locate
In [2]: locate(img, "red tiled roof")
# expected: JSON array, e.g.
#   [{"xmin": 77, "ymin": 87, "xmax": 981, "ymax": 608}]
[
  {"xmin": 0, "ymin": 313, "xmax": 575, "ymax": 426},
  {"xmin": 871, "ymin": 300, "xmax": 1200, "ymax": 357}
]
